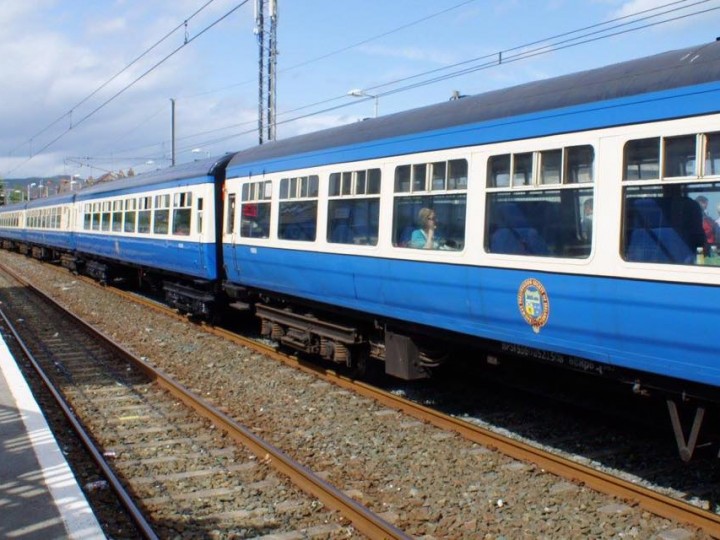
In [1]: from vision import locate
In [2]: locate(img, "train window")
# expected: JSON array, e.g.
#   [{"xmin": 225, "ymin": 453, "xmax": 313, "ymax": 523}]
[
  {"xmin": 279, "ymin": 175, "xmax": 319, "ymax": 241},
  {"xmin": 540, "ymin": 150, "xmax": 562, "ymax": 184},
  {"xmin": 153, "ymin": 194, "xmax": 170, "ymax": 235},
  {"xmin": 138, "ymin": 197, "xmax": 151, "ymax": 234},
  {"xmin": 341, "ymin": 172, "xmax": 352, "ymax": 195},
  {"xmin": 84, "ymin": 204, "xmax": 92, "ymax": 230},
  {"xmin": 327, "ymin": 199, "xmax": 380, "ymax": 245},
  {"xmin": 112, "ymin": 201, "xmax": 123, "ymax": 232},
  {"xmin": 395, "ymin": 166, "xmax": 411, "ymax": 192},
  {"xmin": 624, "ymin": 138, "xmax": 660, "ymax": 180},
  {"xmin": 622, "ymin": 183, "xmax": 720, "ymax": 265},
  {"xmin": 448, "ymin": 160, "xmax": 468, "ymax": 190},
  {"xmin": 196, "ymin": 197, "xmax": 204, "ymax": 234},
  {"xmin": 392, "ymin": 194, "xmax": 466, "ymax": 250},
  {"xmin": 226, "ymin": 194, "xmax": 236, "ymax": 235},
  {"xmin": 566, "ymin": 145, "xmax": 594, "ymax": 183},
  {"xmin": 491, "ymin": 146, "xmax": 593, "ymax": 188},
  {"xmin": 623, "ymin": 133, "xmax": 720, "ymax": 182},
  {"xmin": 488, "ymin": 155, "xmax": 510, "ymax": 187},
  {"xmin": 368, "ymin": 168, "xmax": 381, "ymax": 194},
  {"xmin": 154, "ymin": 210, "xmax": 169, "ymax": 234},
  {"xmin": 393, "ymin": 159, "xmax": 468, "ymax": 249},
  {"xmin": 101, "ymin": 201, "xmax": 111, "ymax": 232},
  {"xmin": 664, "ymin": 135, "xmax": 696, "ymax": 178},
  {"xmin": 327, "ymin": 168, "xmax": 382, "ymax": 245},
  {"xmin": 280, "ymin": 175, "xmax": 318, "ymax": 199},
  {"xmin": 487, "ymin": 145, "xmax": 595, "ymax": 258},
  {"xmin": 432, "ymin": 162, "xmax": 447, "ymax": 190},
  {"xmin": 705, "ymin": 132, "xmax": 720, "ymax": 175},
  {"xmin": 278, "ymin": 201, "xmax": 317, "ymax": 241},
  {"xmin": 356, "ymin": 170, "xmax": 367, "ymax": 194},
  {"xmin": 124, "ymin": 199, "xmax": 136, "ymax": 233},
  {"xmin": 485, "ymin": 189, "xmax": 593, "ymax": 258},
  {"xmin": 512, "ymin": 153, "xmax": 533, "ymax": 186},
  {"xmin": 240, "ymin": 180, "xmax": 271, "ymax": 238},
  {"xmin": 172, "ymin": 192, "xmax": 192, "ymax": 236},
  {"xmin": 395, "ymin": 159, "xmax": 467, "ymax": 193},
  {"xmin": 413, "ymin": 164, "xmax": 428, "ymax": 191}
]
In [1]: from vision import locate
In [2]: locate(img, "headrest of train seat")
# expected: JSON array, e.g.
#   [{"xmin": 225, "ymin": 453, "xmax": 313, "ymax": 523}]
[
  {"xmin": 495, "ymin": 202, "xmax": 530, "ymax": 228},
  {"xmin": 630, "ymin": 198, "xmax": 665, "ymax": 228}
]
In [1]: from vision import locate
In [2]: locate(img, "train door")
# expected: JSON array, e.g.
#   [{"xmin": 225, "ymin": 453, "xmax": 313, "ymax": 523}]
[{"xmin": 225, "ymin": 190, "xmax": 241, "ymax": 275}]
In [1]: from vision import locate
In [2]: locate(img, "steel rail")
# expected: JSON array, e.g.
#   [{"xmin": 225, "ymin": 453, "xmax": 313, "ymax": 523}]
[
  {"xmin": 0, "ymin": 299, "xmax": 159, "ymax": 539},
  {"xmin": 11, "ymin": 258, "xmax": 720, "ymax": 536},
  {"xmin": 0, "ymin": 261, "xmax": 411, "ymax": 540},
  {"xmin": 207, "ymin": 329, "xmax": 720, "ymax": 537}
]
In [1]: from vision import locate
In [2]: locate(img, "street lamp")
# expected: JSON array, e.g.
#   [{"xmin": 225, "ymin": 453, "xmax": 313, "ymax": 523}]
[{"xmin": 347, "ymin": 89, "xmax": 379, "ymax": 118}]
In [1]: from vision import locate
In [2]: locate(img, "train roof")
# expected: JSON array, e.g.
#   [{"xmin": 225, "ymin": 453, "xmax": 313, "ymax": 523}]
[
  {"xmin": 1, "ymin": 154, "xmax": 235, "ymax": 210},
  {"xmin": 228, "ymin": 40, "xmax": 720, "ymax": 177},
  {"xmin": 74, "ymin": 153, "xmax": 234, "ymax": 201}
]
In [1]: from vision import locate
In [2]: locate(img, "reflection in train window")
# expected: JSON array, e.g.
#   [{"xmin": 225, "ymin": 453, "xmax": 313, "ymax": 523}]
[
  {"xmin": 279, "ymin": 175, "xmax": 318, "ymax": 241},
  {"xmin": 328, "ymin": 168, "xmax": 381, "ymax": 245},
  {"xmin": 241, "ymin": 180, "xmax": 272, "ymax": 239}
]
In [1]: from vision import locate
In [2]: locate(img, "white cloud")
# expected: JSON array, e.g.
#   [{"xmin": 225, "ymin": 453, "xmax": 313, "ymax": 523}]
[{"xmin": 358, "ymin": 43, "xmax": 458, "ymax": 66}]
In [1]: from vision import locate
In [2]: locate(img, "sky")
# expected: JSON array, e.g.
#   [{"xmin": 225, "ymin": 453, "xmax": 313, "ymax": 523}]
[{"xmin": 3, "ymin": 0, "xmax": 720, "ymax": 181}]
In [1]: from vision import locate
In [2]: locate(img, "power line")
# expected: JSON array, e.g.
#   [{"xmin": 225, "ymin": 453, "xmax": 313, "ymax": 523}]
[
  {"xmin": 22, "ymin": 0, "xmax": 717, "ymax": 171},
  {"xmin": 5, "ymin": 1, "xmax": 249, "ymax": 177},
  {"xmin": 8, "ymin": 0, "xmax": 218, "ymax": 159},
  {"xmin": 174, "ymin": 0, "xmax": 719, "ymax": 152},
  {"xmin": 179, "ymin": 0, "xmax": 480, "ymax": 101}
]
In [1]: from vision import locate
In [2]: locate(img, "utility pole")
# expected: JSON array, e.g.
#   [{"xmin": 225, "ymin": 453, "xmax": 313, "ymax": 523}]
[
  {"xmin": 170, "ymin": 98, "xmax": 176, "ymax": 166},
  {"xmin": 255, "ymin": 0, "xmax": 277, "ymax": 145}
]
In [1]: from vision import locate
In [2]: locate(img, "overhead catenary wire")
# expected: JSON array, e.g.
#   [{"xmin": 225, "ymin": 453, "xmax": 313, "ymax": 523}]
[
  {"xmin": 4, "ymin": 0, "xmax": 249, "ymax": 177},
  {"xmin": 166, "ymin": 0, "xmax": 720, "ymax": 155},
  {"xmin": 7, "ymin": 0, "xmax": 717, "ymax": 175},
  {"xmin": 7, "ymin": 0, "xmax": 219, "ymax": 160}
]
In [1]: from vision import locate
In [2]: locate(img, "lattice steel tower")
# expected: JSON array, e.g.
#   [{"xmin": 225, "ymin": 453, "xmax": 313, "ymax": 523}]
[{"xmin": 255, "ymin": 0, "xmax": 278, "ymax": 144}]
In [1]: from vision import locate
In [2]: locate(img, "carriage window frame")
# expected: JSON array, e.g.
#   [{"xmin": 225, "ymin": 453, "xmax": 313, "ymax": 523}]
[
  {"xmin": 485, "ymin": 144, "xmax": 596, "ymax": 259},
  {"xmin": 112, "ymin": 200, "xmax": 123, "ymax": 232},
  {"xmin": 172, "ymin": 191, "xmax": 192, "ymax": 236},
  {"xmin": 392, "ymin": 158, "xmax": 468, "ymax": 250},
  {"xmin": 124, "ymin": 198, "xmax": 136, "ymax": 233},
  {"xmin": 488, "ymin": 145, "xmax": 594, "ymax": 188},
  {"xmin": 621, "ymin": 131, "xmax": 720, "ymax": 266},
  {"xmin": 621, "ymin": 134, "xmax": 720, "ymax": 181},
  {"xmin": 137, "ymin": 196, "xmax": 152, "ymax": 234},
  {"xmin": 394, "ymin": 159, "xmax": 468, "ymax": 194},
  {"xmin": 153, "ymin": 194, "xmax": 170, "ymax": 235},
  {"xmin": 240, "ymin": 180, "xmax": 272, "ymax": 239},
  {"xmin": 327, "ymin": 168, "xmax": 382, "ymax": 246},
  {"xmin": 278, "ymin": 175, "xmax": 319, "ymax": 242}
]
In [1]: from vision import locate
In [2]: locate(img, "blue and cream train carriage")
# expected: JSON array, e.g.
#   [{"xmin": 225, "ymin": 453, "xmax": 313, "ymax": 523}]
[{"xmin": 4, "ymin": 41, "xmax": 720, "ymax": 458}]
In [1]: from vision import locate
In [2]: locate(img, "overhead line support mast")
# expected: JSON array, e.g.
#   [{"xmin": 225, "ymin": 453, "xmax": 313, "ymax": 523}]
[{"xmin": 255, "ymin": 0, "xmax": 278, "ymax": 145}]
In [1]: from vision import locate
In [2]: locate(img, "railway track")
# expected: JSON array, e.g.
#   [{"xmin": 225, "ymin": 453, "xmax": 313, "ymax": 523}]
[
  {"xmin": 1, "ymin": 252, "xmax": 719, "ymax": 537},
  {"xmin": 0, "ymin": 262, "xmax": 408, "ymax": 539},
  {"xmin": 93, "ymin": 270, "xmax": 720, "ymax": 535}
]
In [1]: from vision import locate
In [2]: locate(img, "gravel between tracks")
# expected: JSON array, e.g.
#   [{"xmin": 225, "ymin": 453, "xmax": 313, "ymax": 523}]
[{"xmin": 1, "ymin": 251, "xmax": 710, "ymax": 540}]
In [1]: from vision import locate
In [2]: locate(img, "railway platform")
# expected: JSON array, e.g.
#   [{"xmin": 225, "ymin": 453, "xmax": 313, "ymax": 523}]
[{"xmin": 0, "ymin": 332, "xmax": 106, "ymax": 539}]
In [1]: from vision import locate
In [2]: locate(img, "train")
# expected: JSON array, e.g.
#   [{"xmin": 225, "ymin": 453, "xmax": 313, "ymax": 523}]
[{"xmin": 3, "ymin": 41, "xmax": 720, "ymax": 460}]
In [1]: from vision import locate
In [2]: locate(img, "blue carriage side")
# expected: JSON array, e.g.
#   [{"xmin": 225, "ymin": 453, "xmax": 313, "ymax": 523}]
[
  {"xmin": 220, "ymin": 41, "xmax": 720, "ymax": 402},
  {"xmin": 71, "ymin": 155, "xmax": 232, "ymax": 316}
]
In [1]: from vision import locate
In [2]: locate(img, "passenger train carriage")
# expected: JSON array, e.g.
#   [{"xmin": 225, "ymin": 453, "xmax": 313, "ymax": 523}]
[
  {"xmin": 1, "ymin": 156, "xmax": 232, "ymax": 316},
  {"xmin": 4, "ymin": 41, "xmax": 720, "ymax": 459}
]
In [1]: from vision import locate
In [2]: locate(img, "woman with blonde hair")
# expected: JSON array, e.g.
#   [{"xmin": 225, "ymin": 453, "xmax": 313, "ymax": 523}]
[{"xmin": 409, "ymin": 207, "xmax": 441, "ymax": 249}]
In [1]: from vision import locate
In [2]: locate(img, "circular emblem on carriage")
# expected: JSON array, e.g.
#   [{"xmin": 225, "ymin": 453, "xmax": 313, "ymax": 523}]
[{"xmin": 517, "ymin": 278, "xmax": 550, "ymax": 333}]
